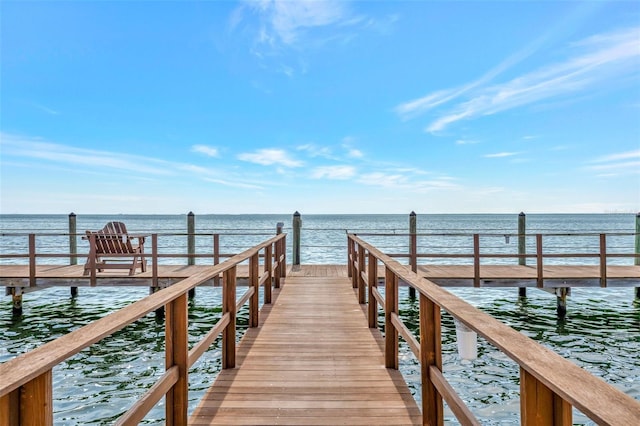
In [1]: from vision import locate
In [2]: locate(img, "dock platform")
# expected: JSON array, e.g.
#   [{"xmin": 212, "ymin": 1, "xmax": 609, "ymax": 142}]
[{"xmin": 189, "ymin": 266, "xmax": 421, "ymax": 425}]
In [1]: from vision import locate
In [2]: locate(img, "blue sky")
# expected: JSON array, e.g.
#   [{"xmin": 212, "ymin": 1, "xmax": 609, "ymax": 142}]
[{"xmin": 1, "ymin": 1, "xmax": 639, "ymax": 214}]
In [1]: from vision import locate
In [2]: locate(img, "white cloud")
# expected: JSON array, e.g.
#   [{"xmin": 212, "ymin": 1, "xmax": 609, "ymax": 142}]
[
  {"xmin": 204, "ymin": 178, "xmax": 264, "ymax": 190},
  {"xmin": 192, "ymin": 144, "xmax": 220, "ymax": 157},
  {"xmin": 592, "ymin": 149, "xmax": 640, "ymax": 163},
  {"xmin": 311, "ymin": 165, "xmax": 356, "ymax": 180},
  {"xmin": 237, "ymin": 148, "xmax": 303, "ymax": 167},
  {"xmin": 484, "ymin": 152, "xmax": 519, "ymax": 158},
  {"xmin": 397, "ymin": 26, "xmax": 640, "ymax": 132},
  {"xmin": 297, "ymin": 143, "xmax": 334, "ymax": 159}
]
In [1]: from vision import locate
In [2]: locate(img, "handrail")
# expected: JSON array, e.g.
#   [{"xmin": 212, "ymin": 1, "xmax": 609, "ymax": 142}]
[
  {"xmin": 348, "ymin": 233, "xmax": 640, "ymax": 425},
  {"xmin": 0, "ymin": 233, "xmax": 287, "ymax": 425}
]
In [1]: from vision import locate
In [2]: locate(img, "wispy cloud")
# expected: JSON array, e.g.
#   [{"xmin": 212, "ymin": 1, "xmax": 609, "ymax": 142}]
[
  {"xmin": 204, "ymin": 178, "xmax": 264, "ymax": 190},
  {"xmin": 311, "ymin": 165, "xmax": 356, "ymax": 180},
  {"xmin": 192, "ymin": 144, "xmax": 220, "ymax": 157},
  {"xmin": 238, "ymin": 148, "xmax": 303, "ymax": 167},
  {"xmin": 587, "ymin": 149, "xmax": 640, "ymax": 174},
  {"xmin": 397, "ymin": 26, "xmax": 640, "ymax": 133},
  {"xmin": 484, "ymin": 152, "xmax": 519, "ymax": 158},
  {"xmin": 357, "ymin": 170, "xmax": 459, "ymax": 193}
]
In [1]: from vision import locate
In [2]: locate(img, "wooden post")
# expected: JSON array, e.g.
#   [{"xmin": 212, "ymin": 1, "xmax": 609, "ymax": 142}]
[
  {"xmin": 518, "ymin": 212, "xmax": 527, "ymax": 297},
  {"xmin": 213, "ymin": 234, "xmax": 220, "ymax": 286},
  {"xmin": 12, "ymin": 287, "xmax": 22, "ymax": 317},
  {"xmin": 420, "ymin": 294, "xmax": 443, "ymax": 426},
  {"xmin": 152, "ymin": 234, "xmax": 164, "ymax": 319},
  {"xmin": 536, "ymin": 234, "xmax": 544, "ymax": 288},
  {"xmin": 20, "ymin": 369, "xmax": 54, "ymax": 426},
  {"xmin": 384, "ymin": 267, "xmax": 398, "ymax": 369},
  {"xmin": 29, "ymin": 234, "xmax": 36, "ymax": 287},
  {"xmin": 223, "ymin": 266, "xmax": 237, "ymax": 369},
  {"xmin": 69, "ymin": 212, "xmax": 78, "ymax": 297},
  {"xmin": 473, "ymin": 233, "xmax": 480, "ymax": 288},
  {"xmin": 599, "ymin": 233, "xmax": 607, "ymax": 288},
  {"xmin": 357, "ymin": 244, "xmax": 366, "ymax": 304},
  {"xmin": 351, "ymin": 243, "xmax": 359, "ymax": 289},
  {"xmin": 635, "ymin": 213, "xmax": 640, "ymax": 299},
  {"xmin": 249, "ymin": 252, "xmax": 259, "ymax": 327},
  {"xmin": 409, "ymin": 211, "xmax": 417, "ymax": 298},
  {"xmin": 520, "ymin": 368, "xmax": 572, "ymax": 425},
  {"xmin": 88, "ymin": 233, "xmax": 97, "ymax": 287},
  {"xmin": 292, "ymin": 211, "xmax": 301, "ymax": 267},
  {"xmin": 556, "ymin": 288, "xmax": 569, "ymax": 319},
  {"xmin": 274, "ymin": 235, "xmax": 282, "ymax": 289},
  {"xmin": 165, "ymin": 293, "xmax": 188, "ymax": 426},
  {"xmin": 265, "ymin": 243, "xmax": 273, "ymax": 304},
  {"xmin": 367, "ymin": 252, "xmax": 378, "ymax": 328},
  {"xmin": 187, "ymin": 212, "xmax": 196, "ymax": 298},
  {"xmin": 347, "ymin": 236, "xmax": 354, "ymax": 278}
]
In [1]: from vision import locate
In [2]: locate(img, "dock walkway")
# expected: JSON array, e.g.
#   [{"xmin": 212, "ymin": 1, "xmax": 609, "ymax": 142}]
[{"xmin": 189, "ymin": 266, "xmax": 421, "ymax": 425}]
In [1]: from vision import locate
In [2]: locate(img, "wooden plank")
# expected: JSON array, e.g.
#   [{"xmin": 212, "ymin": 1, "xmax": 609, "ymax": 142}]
[{"xmin": 189, "ymin": 273, "xmax": 420, "ymax": 425}]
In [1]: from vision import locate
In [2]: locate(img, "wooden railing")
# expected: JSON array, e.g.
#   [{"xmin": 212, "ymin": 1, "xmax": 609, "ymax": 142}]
[
  {"xmin": 0, "ymin": 233, "xmax": 286, "ymax": 426},
  {"xmin": 0, "ymin": 231, "xmax": 287, "ymax": 287},
  {"xmin": 349, "ymin": 231, "xmax": 639, "ymax": 287},
  {"xmin": 347, "ymin": 234, "xmax": 640, "ymax": 425}
]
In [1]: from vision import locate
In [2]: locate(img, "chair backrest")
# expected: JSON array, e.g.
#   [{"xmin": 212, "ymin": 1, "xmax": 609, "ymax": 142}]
[{"xmin": 87, "ymin": 222, "xmax": 133, "ymax": 254}]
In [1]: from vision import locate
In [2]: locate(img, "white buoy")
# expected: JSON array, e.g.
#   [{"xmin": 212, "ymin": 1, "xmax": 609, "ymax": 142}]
[{"xmin": 454, "ymin": 319, "xmax": 478, "ymax": 361}]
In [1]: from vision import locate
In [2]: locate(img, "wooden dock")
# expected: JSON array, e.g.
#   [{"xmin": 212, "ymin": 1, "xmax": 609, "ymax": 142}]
[{"xmin": 189, "ymin": 266, "xmax": 421, "ymax": 425}]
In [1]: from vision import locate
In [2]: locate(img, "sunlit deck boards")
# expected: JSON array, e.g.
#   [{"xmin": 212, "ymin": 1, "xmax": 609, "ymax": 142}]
[{"xmin": 189, "ymin": 268, "xmax": 421, "ymax": 425}]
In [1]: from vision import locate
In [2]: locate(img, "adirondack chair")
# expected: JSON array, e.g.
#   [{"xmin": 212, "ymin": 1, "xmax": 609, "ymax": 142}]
[{"xmin": 83, "ymin": 222, "xmax": 147, "ymax": 275}]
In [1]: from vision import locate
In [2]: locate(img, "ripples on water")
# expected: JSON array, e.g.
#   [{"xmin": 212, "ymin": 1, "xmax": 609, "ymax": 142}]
[{"xmin": 2, "ymin": 285, "xmax": 638, "ymax": 425}]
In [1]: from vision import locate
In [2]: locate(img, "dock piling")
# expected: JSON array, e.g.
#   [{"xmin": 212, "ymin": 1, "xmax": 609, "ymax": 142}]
[
  {"xmin": 409, "ymin": 211, "xmax": 417, "ymax": 298},
  {"xmin": 69, "ymin": 213, "xmax": 78, "ymax": 297},
  {"xmin": 292, "ymin": 211, "xmax": 301, "ymax": 267},
  {"xmin": 518, "ymin": 212, "xmax": 526, "ymax": 298},
  {"xmin": 556, "ymin": 287, "xmax": 569, "ymax": 319},
  {"xmin": 11, "ymin": 287, "xmax": 23, "ymax": 316},
  {"xmin": 187, "ymin": 212, "xmax": 196, "ymax": 299}
]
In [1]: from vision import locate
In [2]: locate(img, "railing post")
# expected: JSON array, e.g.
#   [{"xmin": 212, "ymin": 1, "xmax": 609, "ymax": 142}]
[
  {"xmin": 21, "ymin": 369, "xmax": 54, "ymax": 426},
  {"xmin": 265, "ymin": 243, "xmax": 273, "ymax": 304},
  {"xmin": 384, "ymin": 267, "xmax": 398, "ymax": 369},
  {"xmin": 89, "ymin": 233, "xmax": 97, "ymax": 287},
  {"xmin": 187, "ymin": 212, "xmax": 196, "ymax": 298},
  {"xmin": 367, "ymin": 252, "xmax": 378, "ymax": 328},
  {"xmin": 213, "ymin": 234, "xmax": 220, "ymax": 286},
  {"xmin": 276, "ymin": 223, "xmax": 286, "ymax": 279},
  {"xmin": 351, "ymin": 243, "xmax": 359, "ymax": 289},
  {"xmin": 536, "ymin": 234, "xmax": 543, "ymax": 288},
  {"xmin": 599, "ymin": 233, "xmax": 607, "ymax": 288},
  {"xmin": 69, "ymin": 212, "xmax": 78, "ymax": 297},
  {"xmin": 473, "ymin": 234, "xmax": 480, "ymax": 287},
  {"xmin": 292, "ymin": 211, "xmax": 301, "ymax": 267},
  {"xmin": 420, "ymin": 294, "xmax": 443, "ymax": 426},
  {"xmin": 518, "ymin": 212, "xmax": 527, "ymax": 297},
  {"xmin": 281, "ymin": 232, "xmax": 287, "ymax": 278},
  {"xmin": 274, "ymin": 237, "xmax": 282, "ymax": 289},
  {"xmin": 635, "ymin": 212, "xmax": 640, "ymax": 299},
  {"xmin": 357, "ymin": 245, "xmax": 366, "ymax": 304},
  {"xmin": 249, "ymin": 252, "xmax": 259, "ymax": 327},
  {"xmin": 520, "ymin": 368, "xmax": 572, "ymax": 425},
  {"xmin": 223, "ymin": 266, "xmax": 237, "ymax": 369},
  {"xmin": 29, "ymin": 234, "xmax": 36, "ymax": 287},
  {"xmin": 165, "ymin": 293, "xmax": 188, "ymax": 426},
  {"xmin": 409, "ymin": 211, "xmax": 417, "ymax": 298},
  {"xmin": 347, "ymin": 236, "xmax": 354, "ymax": 278}
]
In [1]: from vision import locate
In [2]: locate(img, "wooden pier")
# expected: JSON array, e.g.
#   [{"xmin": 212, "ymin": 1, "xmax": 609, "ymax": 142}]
[
  {"xmin": 190, "ymin": 268, "xmax": 421, "ymax": 425},
  {"xmin": 1, "ymin": 233, "xmax": 640, "ymax": 425}
]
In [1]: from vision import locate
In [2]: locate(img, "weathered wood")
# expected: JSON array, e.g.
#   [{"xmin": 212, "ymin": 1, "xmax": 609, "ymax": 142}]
[
  {"xmin": 264, "ymin": 244, "xmax": 273, "ymax": 303},
  {"xmin": 0, "ymin": 388, "xmax": 19, "ymax": 426},
  {"xmin": 166, "ymin": 293, "xmax": 188, "ymax": 426},
  {"xmin": 384, "ymin": 267, "xmax": 398, "ymax": 370},
  {"xmin": 116, "ymin": 366, "xmax": 179, "ymax": 426},
  {"xmin": 223, "ymin": 266, "xmax": 237, "ymax": 369},
  {"xmin": 429, "ymin": 366, "xmax": 480, "ymax": 426},
  {"xmin": 420, "ymin": 294, "xmax": 443, "ymax": 426},
  {"xmin": 367, "ymin": 253, "xmax": 378, "ymax": 328},
  {"xmin": 520, "ymin": 368, "xmax": 572, "ymax": 426},
  {"xmin": 249, "ymin": 253, "xmax": 259, "ymax": 327},
  {"xmin": 190, "ymin": 273, "xmax": 420, "ymax": 425},
  {"xmin": 358, "ymin": 246, "xmax": 366, "ymax": 304},
  {"xmin": 21, "ymin": 369, "xmax": 53, "ymax": 426}
]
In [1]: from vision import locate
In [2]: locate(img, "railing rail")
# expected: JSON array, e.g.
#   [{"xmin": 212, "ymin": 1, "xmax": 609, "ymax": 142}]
[
  {"xmin": 348, "ymin": 233, "xmax": 640, "ymax": 425},
  {"xmin": 0, "ymin": 233, "xmax": 287, "ymax": 426}
]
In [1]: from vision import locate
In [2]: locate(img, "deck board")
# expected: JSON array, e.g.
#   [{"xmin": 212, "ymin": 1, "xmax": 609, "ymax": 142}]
[{"xmin": 189, "ymin": 270, "xmax": 421, "ymax": 425}]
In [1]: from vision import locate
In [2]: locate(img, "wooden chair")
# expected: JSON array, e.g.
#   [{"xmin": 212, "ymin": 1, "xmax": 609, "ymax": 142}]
[{"xmin": 83, "ymin": 222, "xmax": 147, "ymax": 276}]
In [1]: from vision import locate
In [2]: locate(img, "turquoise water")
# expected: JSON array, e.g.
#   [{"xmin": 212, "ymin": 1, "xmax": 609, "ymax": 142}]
[{"xmin": 1, "ymin": 214, "xmax": 638, "ymax": 424}]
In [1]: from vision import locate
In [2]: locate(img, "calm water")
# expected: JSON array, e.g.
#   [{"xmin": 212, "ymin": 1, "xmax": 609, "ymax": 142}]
[{"xmin": 1, "ymin": 214, "xmax": 639, "ymax": 425}]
